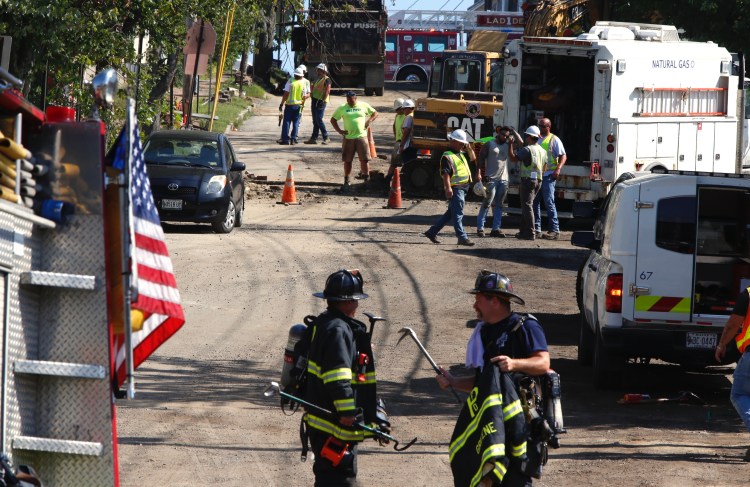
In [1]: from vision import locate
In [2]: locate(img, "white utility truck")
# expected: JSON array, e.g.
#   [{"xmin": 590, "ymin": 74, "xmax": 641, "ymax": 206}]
[
  {"xmin": 572, "ymin": 171, "xmax": 750, "ymax": 387},
  {"xmin": 499, "ymin": 21, "xmax": 750, "ymax": 217}
]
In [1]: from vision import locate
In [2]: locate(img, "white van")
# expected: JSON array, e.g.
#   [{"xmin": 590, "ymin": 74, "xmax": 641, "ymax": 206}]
[{"xmin": 572, "ymin": 171, "xmax": 750, "ymax": 387}]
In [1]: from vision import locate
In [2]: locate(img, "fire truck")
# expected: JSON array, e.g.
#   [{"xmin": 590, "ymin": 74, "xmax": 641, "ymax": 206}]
[
  {"xmin": 292, "ymin": 0, "xmax": 388, "ymax": 95},
  {"xmin": 385, "ymin": 30, "xmax": 459, "ymax": 84}
]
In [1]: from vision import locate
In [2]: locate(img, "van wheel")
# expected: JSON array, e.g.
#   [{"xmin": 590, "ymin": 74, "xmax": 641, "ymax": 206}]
[
  {"xmin": 593, "ymin": 325, "xmax": 623, "ymax": 389},
  {"xmin": 578, "ymin": 314, "xmax": 594, "ymax": 366},
  {"xmin": 575, "ymin": 257, "xmax": 586, "ymax": 314}
]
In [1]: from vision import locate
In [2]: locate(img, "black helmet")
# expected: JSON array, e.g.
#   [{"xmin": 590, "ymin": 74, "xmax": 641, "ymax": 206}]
[
  {"xmin": 469, "ymin": 270, "xmax": 525, "ymax": 305},
  {"xmin": 313, "ymin": 269, "xmax": 369, "ymax": 301}
]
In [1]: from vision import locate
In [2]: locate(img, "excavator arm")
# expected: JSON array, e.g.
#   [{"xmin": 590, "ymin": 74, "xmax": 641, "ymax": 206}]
[{"xmin": 523, "ymin": 0, "xmax": 600, "ymax": 37}]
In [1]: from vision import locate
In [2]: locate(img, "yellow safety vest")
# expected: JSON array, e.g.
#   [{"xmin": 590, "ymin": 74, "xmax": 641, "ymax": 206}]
[
  {"xmin": 287, "ymin": 78, "xmax": 305, "ymax": 105},
  {"xmin": 444, "ymin": 151, "xmax": 471, "ymax": 186},
  {"xmin": 311, "ymin": 77, "xmax": 329, "ymax": 102},
  {"xmin": 540, "ymin": 134, "xmax": 560, "ymax": 171},
  {"xmin": 519, "ymin": 144, "xmax": 545, "ymax": 180},
  {"xmin": 736, "ymin": 286, "xmax": 750, "ymax": 353}
]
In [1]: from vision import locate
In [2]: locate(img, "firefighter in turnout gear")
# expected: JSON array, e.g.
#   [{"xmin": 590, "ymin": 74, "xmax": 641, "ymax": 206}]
[
  {"xmin": 303, "ymin": 269, "xmax": 389, "ymax": 486},
  {"xmin": 436, "ymin": 270, "xmax": 550, "ymax": 486}
]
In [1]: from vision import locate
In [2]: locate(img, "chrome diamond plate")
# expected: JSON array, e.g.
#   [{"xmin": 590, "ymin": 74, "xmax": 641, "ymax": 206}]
[{"xmin": 19, "ymin": 271, "xmax": 96, "ymax": 290}]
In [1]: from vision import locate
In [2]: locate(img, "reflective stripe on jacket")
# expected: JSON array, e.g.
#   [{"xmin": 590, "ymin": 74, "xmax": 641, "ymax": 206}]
[
  {"xmin": 287, "ymin": 78, "xmax": 305, "ymax": 105},
  {"xmin": 444, "ymin": 151, "xmax": 471, "ymax": 186},
  {"xmin": 736, "ymin": 286, "xmax": 750, "ymax": 353}
]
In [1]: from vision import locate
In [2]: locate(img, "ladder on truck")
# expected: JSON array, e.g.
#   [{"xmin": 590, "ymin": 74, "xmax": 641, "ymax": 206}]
[
  {"xmin": 388, "ymin": 10, "xmax": 524, "ymax": 33},
  {"xmin": 635, "ymin": 87, "xmax": 728, "ymax": 117}
]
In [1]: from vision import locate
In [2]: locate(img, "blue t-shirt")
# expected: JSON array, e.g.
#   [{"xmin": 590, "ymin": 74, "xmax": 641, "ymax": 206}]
[{"xmin": 479, "ymin": 313, "xmax": 548, "ymax": 363}]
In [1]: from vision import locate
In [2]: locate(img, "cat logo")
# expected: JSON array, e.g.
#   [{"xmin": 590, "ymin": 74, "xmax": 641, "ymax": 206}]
[{"xmin": 465, "ymin": 102, "xmax": 481, "ymax": 119}]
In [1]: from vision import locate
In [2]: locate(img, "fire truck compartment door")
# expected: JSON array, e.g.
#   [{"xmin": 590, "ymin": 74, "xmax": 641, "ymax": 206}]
[{"xmin": 633, "ymin": 176, "xmax": 697, "ymax": 322}]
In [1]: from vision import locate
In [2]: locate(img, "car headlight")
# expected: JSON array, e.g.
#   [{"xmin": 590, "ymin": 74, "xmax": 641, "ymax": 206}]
[{"xmin": 205, "ymin": 175, "xmax": 227, "ymax": 194}]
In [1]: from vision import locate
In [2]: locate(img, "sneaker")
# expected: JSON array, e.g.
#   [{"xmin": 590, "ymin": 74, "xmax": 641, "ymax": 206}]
[
  {"xmin": 423, "ymin": 232, "xmax": 440, "ymax": 244},
  {"xmin": 291, "ymin": 140, "xmax": 298, "ymax": 145},
  {"xmin": 322, "ymin": 138, "xmax": 330, "ymax": 145},
  {"xmin": 303, "ymin": 138, "xmax": 317, "ymax": 144},
  {"xmin": 477, "ymin": 229, "xmax": 485, "ymax": 237},
  {"xmin": 515, "ymin": 232, "xmax": 535, "ymax": 240},
  {"xmin": 458, "ymin": 238, "xmax": 475, "ymax": 247},
  {"xmin": 489, "ymin": 230, "xmax": 506, "ymax": 238},
  {"xmin": 542, "ymin": 231, "xmax": 560, "ymax": 240},
  {"xmin": 534, "ymin": 231, "xmax": 543, "ymax": 238}
]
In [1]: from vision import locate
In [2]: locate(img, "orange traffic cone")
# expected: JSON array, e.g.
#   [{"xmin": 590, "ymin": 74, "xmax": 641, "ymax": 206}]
[
  {"xmin": 367, "ymin": 127, "xmax": 378, "ymax": 159},
  {"xmin": 385, "ymin": 167, "xmax": 403, "ymax": 209},
  {"xmin": 278, "ymin": 164, "xmax": 300, "ymax": 205}
]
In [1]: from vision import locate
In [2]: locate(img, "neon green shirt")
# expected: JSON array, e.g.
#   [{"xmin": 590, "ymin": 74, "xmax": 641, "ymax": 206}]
[{"xmin": 332, "ymin": 101, "xmax": 376, "ymax": 139}]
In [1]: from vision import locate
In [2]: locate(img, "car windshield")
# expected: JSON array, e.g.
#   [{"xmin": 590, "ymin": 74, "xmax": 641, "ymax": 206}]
[{"xmin": 143, "ymin": 138, "xmax": 221, "ymax": 168}]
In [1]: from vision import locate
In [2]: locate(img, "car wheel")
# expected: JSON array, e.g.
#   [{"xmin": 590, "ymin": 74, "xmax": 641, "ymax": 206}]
[
  {"xmin": 397, "ymin": 67, "xmax": 426, "ymax": 84},
  {"xmin": 593, "ymin": 323, "xmax": 623, "ymax": 389},
  {"xmin": 234, "ymin": 197, "xmax": 244, "ymax": 227},
  {"xmin": 578, "ymin": 313, "xmax": 594, "ymax": 366},
  {"xmin": 212, "ymin": 200, "xmax": 235, "ymax": 234}
]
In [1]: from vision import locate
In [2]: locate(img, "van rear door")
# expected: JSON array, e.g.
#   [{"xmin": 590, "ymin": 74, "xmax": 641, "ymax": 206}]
[{"xmin": 633, "ymin": 176, "xmax": 697, "ymax": 323}]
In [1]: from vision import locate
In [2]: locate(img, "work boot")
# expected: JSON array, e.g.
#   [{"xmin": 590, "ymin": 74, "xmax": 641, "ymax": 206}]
[
  {"xmin": 744, "ymin": 447, "xmax": 750, "ymax": 462},
  {"xmin": 515, "ymin": 232, "xmax": 535, "ymax": 241},
  {"xmin": 322, "ymin": 137, "xmax": 330, "ymax": 145},
  {"xmin": 542, "ymin": 231, "xmax": 560, "ymax": 240},
  {"xmin": 277, "ymin": 139, "xmax": 290, "ymax": 145},
  {"xmin": 423, "ymin": 232, "xmax": 440, "ymax": 244},
  {"xmin": 534, "ymin": 230, "xmax": 543, "ymax": 238},
  {"xmin": 458, "ymin": 238, "xmax": 475, "ymax": 247},
  {"xmin": 477, "ymin": 229, "xmax": 485, "ymax": 237},
  {"xmin": 303, "ymin": 138, "xmax": 317, "ymax": 144},
  {"xmin": 489, "ymin": 230, "xmax": 506, "ymax": 238}
]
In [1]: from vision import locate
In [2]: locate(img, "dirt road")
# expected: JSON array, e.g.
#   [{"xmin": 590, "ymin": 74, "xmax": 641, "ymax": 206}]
[{"xmin": 117, "ymin": 84, "xmax": 749, "ymax": 487}]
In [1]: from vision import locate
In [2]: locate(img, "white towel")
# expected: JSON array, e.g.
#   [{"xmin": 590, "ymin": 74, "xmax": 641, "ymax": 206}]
[{"xmin": 465, "ymin": 321, "xmax": 485, "ymax": 370}]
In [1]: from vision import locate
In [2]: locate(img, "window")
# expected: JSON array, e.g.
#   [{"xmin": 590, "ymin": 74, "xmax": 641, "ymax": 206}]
[
  {"xmin": 427, "ymin": 36, "xmax": 448, "ymax": 53},
  {"xmin": 386, "ymin": 35, "xmax": 396, "ymax": 52},
  {"xmin": 413, "ymin": 36, "xmax": 424, "ymax": 52},
  {"xmin": 442, "ymin": 59, "xmax": 482, "ymax": 92},
  {"xmin": 489, "ymin": 62, "xmax": 504, "ymax": 93},
  {"xmin": 655, "ymin": 196, "xmax": 696, "ymax": 254}
]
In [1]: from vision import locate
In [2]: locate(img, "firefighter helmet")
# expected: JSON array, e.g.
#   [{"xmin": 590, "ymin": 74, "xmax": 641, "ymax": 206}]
[
  {"xmin": 313, "ymin": 269, "xmax": 369, "ymax": 301},
  {"xmin": 470, "ymin": 270, "xmax": 525, "ymax": 305}
]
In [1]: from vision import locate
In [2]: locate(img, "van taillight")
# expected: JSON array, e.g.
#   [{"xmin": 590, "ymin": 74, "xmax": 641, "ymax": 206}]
[{"xmin": 605, "ymin": 274, "xmax": 623, "ymax": 313}]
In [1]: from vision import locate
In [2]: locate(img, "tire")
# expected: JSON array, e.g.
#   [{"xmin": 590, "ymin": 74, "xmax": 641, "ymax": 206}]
[
  {"xmin": 401, "ymin": 159, "xmax": 441, "ymax": 197},
  {"xmin": 397, "ymin": 67, "xmax": 426, "ymax": 84},
  {"xmin": 593, "ymin": 324, "xmax": 623, "ymax": 389},
  {"xmin": 234, "ymin": 197, "xmax": 244, "ymax": 228},
  {"xmin": 578, "ymin": 313, "xmax": 594, "ymax": 366},
  {"xmin": 212, "ymin": 200, "xmax": 236, "ymax": 234},
  {"xmin": 575, "ymin": 257, "xmax": 587, "ymax": 314}
]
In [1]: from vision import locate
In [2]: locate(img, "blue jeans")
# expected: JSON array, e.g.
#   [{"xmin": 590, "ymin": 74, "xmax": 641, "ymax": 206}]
[
  {"xmin": 477, "ymin": 180, "xmax": 507, "ymax": 232},
  {"xmin": 426, "ymin": 185, "xmax": 468, "ymax": 240},
  {"xmin": 731, "ymin": 352, "xmax": 750, "ymax": 432},
  {"xmin": 280, "ymin": 104, "xmax": 301, "ymax": 142},
  {"xmin": 310, "ymin": 98, "xmax": 328, "ymax": 140},
  {"xmin": 534, "ymin": 174, "xmax": 559, "ymax": 233}
]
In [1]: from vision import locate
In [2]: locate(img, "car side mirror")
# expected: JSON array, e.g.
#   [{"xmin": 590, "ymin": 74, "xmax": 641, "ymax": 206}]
[
  {"xmin": 230, "ymin": 161, "xmax": 246, "ymax": 172},
  {"xmin": 571, "ymin": 231, "xmax": 601, "ymax": 251}
]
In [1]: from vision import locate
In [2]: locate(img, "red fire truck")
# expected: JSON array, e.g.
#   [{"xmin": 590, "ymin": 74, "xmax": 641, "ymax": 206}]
[{"xmin": 385, "ymin": 30, "xmax": 458, "ymax": 84}]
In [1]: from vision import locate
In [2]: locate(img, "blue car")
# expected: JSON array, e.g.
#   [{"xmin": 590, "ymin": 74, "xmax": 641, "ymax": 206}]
[{"xmin": 143, "ymin": 130, "xmax": 246, "ymax": 233}]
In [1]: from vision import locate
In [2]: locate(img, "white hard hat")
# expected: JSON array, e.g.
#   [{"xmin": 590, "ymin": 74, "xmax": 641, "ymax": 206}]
[
  {"xmin": 448, "ymin": 129, "xmax": 469, "ymax": 144},
  {"xmin": 298, "ymin": 64, "xmax": 307, "ymax": 73},
  {"xmin": 393, "ymin": 98, "xmax": 405, "ymax": 109},
  {"xmin": 473, "ymin": 181, "xmax": 486, "ymax": 198},
  {"xmin": 524, "ymin": 125, "xmax": 541, "ymax": 138},
  {"xmin": 315, "ymin": 63, "xmax": 327, "ymax": 73},
  {"xmin": 402, "ymin": 99, "xmax": 415, "ymax": 108},
  {"xmin": 294, "ymin": 66, "xmax": 305, "ymax": 77}
]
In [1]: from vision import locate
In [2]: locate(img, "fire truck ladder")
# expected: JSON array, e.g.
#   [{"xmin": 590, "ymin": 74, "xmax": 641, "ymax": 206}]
[
  {"xmin": 387, "ymin": 10, "xmax": 517, "ymax": 32},
  {"xmin": 635, "ymin": 87, "xmax": 728, "ymax": 117}
]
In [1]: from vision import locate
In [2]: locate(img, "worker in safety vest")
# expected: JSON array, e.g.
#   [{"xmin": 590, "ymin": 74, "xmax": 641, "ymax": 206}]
[
  {"xmin": 423, "ymin": 129, "xmax": 476, "ymax": 246},
  {"xmin": 508, "ymin": 126, "xmax": 546, "ymax": 240},
  {"xmin": 278, "ymin": 66, "xmax": 310, "ymax": 145},
  {"xmin": 533, "ymin": 118, "xmax": 566, "ymax": 240},
  {"xmin": 304, "ymin": 63, "xmax": 332, "ymax": 145},
  {"xmin": 715, "ymin": 286, "xmax": 750, "ymax": 462}
]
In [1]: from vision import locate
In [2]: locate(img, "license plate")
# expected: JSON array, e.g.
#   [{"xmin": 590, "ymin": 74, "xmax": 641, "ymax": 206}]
[
  {"xmin": 686, "ymin": 332, "xmax": 717, "ymax": 349},
  {"xmin": 161, "ymin": 199, "xmax": 182, "ymax": 210}
]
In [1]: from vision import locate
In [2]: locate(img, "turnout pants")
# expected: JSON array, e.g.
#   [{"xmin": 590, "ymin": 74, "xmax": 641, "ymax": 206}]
[{"xmin": 309, "ymin": 429, "xmax": 359, "ymax": 487}]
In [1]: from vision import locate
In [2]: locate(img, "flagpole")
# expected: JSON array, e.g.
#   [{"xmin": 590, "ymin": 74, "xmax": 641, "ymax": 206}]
[{"xmin": 124, "ymin": 98, "xmax": 137, "ymax": 399}]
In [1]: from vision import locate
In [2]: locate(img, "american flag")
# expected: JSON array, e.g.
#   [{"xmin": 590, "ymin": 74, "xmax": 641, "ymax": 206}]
[{"xmin": 113, "ymin": 105, "xmax": 185, "ymax": 389}]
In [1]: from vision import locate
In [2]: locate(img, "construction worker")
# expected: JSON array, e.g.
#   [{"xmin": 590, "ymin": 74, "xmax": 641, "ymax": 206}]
[
  {"xmin": 436, "ymin": 270, "xmax": 550, "ymax": 486},
  {"xmin": 423, "ymin": 129, "xmax": 476, "ymax": 246},
  {"xmin": 304, "ymin": 63, "xmax": 332, "ymax": 145},
  {"xmin": 476, "ymin": 126, "xmax": 515, "ymax": 238},
  {"xmin": 385, "ymin": 98, "xmax": 405, "ymax": 187},
  {"xmin": 304, "ymin": 269, "xmax": 390, "ymax": 486},
  {"xmin": 386, "ymin": 99, "xmax": 416, "ymax": 188},
  {"xmin": 278, "ymin": 66, "xmax": 310, "ymax": 145},
  {"xmin": 508, "ymin": 126, "xmax": 546, "ymax": 240},
  {"xmin": 330, "ymin": 91, "xmax": 378, "ymax": 190},
  {"xmin": 534, "ymin": 118, "xmax": 567, "ymax": 240},
  {"xmin": 715, "ymin": 285, "xmax": 750, "ymax": 462}
]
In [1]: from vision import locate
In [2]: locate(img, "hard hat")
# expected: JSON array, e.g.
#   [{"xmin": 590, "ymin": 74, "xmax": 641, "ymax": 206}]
[
  {"xmin": 294, "ymin": 66, "xmax": 305, "ymax": 77},
  {"xmin": 315, "ymin": 63, "xmax": 327, "ymax": 73},
  {"xmin": 447, "ymin": 129, "xmax": 469, "ymax": 144},
  {"xmin": 524, "ymin": 125, "xmax": 541, "ymax": 138},
  {"xmin": 298, "ymin": 64, "xmax": 307, "ymax": 73},
  {"xmin": 473, "ymin": 181, "xmax": 486, "ymax": 198},
  {"xmin": 313, "ymin": 269, "xmax": 369, "ymax": 301},
  {"xmin": 393, "ymin": 98, "xmax": 405, "ymax": 110},
  {"xmin": 402, "ymin": 99, "xmax": 415, "ymax": 109},
  {"xmin": 469, "ymin": 270, "xmax": 525, "ymax": 305}
]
